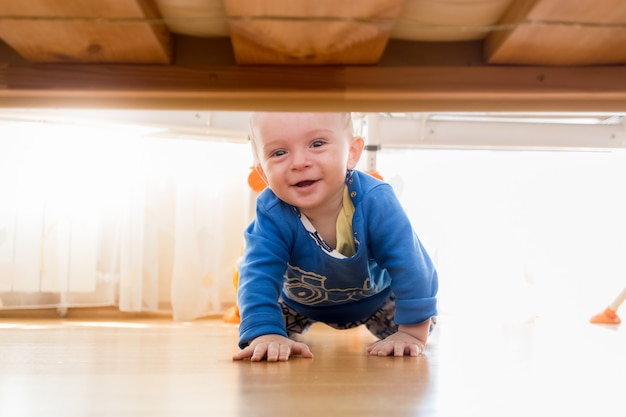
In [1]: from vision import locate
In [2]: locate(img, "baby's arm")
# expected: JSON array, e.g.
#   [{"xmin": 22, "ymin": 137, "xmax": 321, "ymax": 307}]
[
  {"xmin": 232, "ymin": 334, "xmax": 314, "ymax": 362},
  {"xmin": 366, "ymin": 320, "xmax": 430, "ymax": 357}
]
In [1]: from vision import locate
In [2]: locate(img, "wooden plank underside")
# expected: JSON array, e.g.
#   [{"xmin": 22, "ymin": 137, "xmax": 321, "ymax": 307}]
[
  {"xmin": 391, "ymin": 0, "xmax": 514, "ymax": 42},
  {"xmin": 223, "ymin": 0, "xmax": 405, "ymax": 65},
  {"xmin": 485, "ymin": 0, "xmax": 626, "ymax": 65},
  {"xmin": 2, "ymin": 63, "xmax": 626, "ymax": 111},
  {"xmin": 0, "ymin": 0, "xmax": 172, "ymax": 63}
]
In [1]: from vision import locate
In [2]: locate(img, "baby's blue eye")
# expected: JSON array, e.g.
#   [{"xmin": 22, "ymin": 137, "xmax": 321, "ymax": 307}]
[
  {"xmin": 271, "ymin": 150, "xmax": 287, "ymax": 157},
  {"xmin": 311, "ymin": 140, "xmax": 325, "ymax": 148}
]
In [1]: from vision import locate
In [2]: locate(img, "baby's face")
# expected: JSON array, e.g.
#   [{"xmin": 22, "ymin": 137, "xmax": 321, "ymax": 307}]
[{"xmin": 252, "ymin": 113, "xmax": 362, "ymax": 214}]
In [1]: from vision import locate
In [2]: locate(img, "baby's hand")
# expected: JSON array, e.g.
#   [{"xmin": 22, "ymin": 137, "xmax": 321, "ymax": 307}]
[
  {"xmin": 232, "ymin": 334, "xmax": 314, "ymax": 362},
  {"xmin": 366, "ymin": 331, "xmax": 425, "ymax": 357}
]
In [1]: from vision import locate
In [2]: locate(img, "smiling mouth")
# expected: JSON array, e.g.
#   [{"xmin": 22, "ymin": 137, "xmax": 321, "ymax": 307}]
[{"xmin": 295, "ymin": 180, "xmax": 316, "ymax": 188}]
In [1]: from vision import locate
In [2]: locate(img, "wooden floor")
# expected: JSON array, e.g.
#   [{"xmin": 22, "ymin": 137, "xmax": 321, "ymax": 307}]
[{"xmin": 0, "ymin": 313, "xmax": 624, "ymax": 417}]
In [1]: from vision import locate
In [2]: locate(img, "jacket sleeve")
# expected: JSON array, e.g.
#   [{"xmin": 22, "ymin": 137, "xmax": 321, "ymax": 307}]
[
  {"xmin": 237, "ymin": 197, "xmax": 293, "ymax": 348},
  {"xmin": 364, "ymin": 183, "xmax": 438, "ymax": 325}
]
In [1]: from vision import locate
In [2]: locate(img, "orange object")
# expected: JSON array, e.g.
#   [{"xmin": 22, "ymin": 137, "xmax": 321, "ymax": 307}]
[
  {"xmin": 366, "ymin": 170, "xmax": 383, "ymax": 180},
  {"xmin": 223, "ymin": 305, "xmax": 241, "ymax": 323},
  {"xmin": 247, "ymin": 167, "xmax": 267, "ymax": 192},
  {"xmin": 223, "ymin": 255, "xmax": 242, "ymax": 324},
  {"xmin": 589, "ymin": 307, "xmax": 621, "ymax": 324}
]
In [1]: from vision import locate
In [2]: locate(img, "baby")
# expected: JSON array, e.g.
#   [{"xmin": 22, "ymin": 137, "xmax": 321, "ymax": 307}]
[{"xmin": 232, "ymin": 112, "xmax": 438, "ymax": 362}]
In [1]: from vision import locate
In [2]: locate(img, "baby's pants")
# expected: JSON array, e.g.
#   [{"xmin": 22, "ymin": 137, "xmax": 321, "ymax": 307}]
[{"xmin": 278, "ymin": 295, "xmax": 399, "ymax": 340}]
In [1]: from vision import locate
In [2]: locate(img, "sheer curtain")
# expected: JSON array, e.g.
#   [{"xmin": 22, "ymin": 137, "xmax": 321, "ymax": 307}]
[{"xmin": 0, "ymin": 120, "xmax": 251, "ymax": 320}]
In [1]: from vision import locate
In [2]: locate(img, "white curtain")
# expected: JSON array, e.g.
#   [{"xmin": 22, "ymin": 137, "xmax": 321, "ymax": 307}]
[{"xmin": 0, "ymin": 120, "xmax": 251, "ymax": 320}]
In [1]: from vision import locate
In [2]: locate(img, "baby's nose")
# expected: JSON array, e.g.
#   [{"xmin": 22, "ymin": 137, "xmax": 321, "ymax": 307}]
[{"xmin": 291, "ymin": 150, "xmax": 311, "ymax": 169}]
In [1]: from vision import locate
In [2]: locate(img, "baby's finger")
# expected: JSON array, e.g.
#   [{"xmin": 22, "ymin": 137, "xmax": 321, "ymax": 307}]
[
  {"xmin": 366, "ymin": 342, "xmax": 383, "ymax": 356},
  {"xmin": 374, "ymin": 342, "xmax": 394, "ymax": 356},
  {"xmin": 291, "ymin": 342, "xmax": 314, "ymax": 358},
  {"xmin": 394, "ymin": 343, "xmax": 406, "ymax": 357},
  {"xmin": 277, "ymin": 344, "xmax": 291, "ymax": 361},
  {"xmin": 232, "ymin": 345, "xmax": 255, "ymax": 361},
  {"xmin": 264, "ymin": 343, "xmax": 281, "ymax": 362},
  {"xmin": 409, "ymin": 343, "xmax": 423, "ymax": 357},
  {"xmin": 250, "ymin": 343, "xmax": 270, "ymax": 362}
]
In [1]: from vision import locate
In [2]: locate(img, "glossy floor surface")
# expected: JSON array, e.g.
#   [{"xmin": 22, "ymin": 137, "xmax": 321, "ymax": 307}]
[{"xmin": 1, "ymin": 314, "xmax": 624, "ymax": 417}]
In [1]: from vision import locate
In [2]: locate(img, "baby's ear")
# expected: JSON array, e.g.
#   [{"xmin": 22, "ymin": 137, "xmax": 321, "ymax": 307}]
[
  {"xmin": 255, "ymin": 165, "xmax": 268, "ymax": 183},
  {"xmin": 347, "ymin": 136, "xmax": 365, "ymax": 169}
]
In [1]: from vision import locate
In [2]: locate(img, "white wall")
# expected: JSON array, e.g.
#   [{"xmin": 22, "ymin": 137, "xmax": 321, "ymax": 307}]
[{"xmin": 379, "ymin": 148, "xmax": 626, "ymax": 323}]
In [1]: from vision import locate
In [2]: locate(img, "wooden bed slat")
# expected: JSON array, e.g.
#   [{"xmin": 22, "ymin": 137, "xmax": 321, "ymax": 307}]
[
  {"xmin": 485, "ymin": 0, "xmax": 626, "ymax": 65},
  {"xmin": 0, "ymin": 0, "xmax": 172, "ymax": 63},
  {"xmin": 223, "ymin": 0, "xmax": 405, "ymax": 65}
]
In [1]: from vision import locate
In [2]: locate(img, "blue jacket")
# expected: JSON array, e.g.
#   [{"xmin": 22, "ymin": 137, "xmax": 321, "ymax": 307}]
[{"xmin": 237, "ymin": 170, "xmax": 438, "ymax": 347}]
